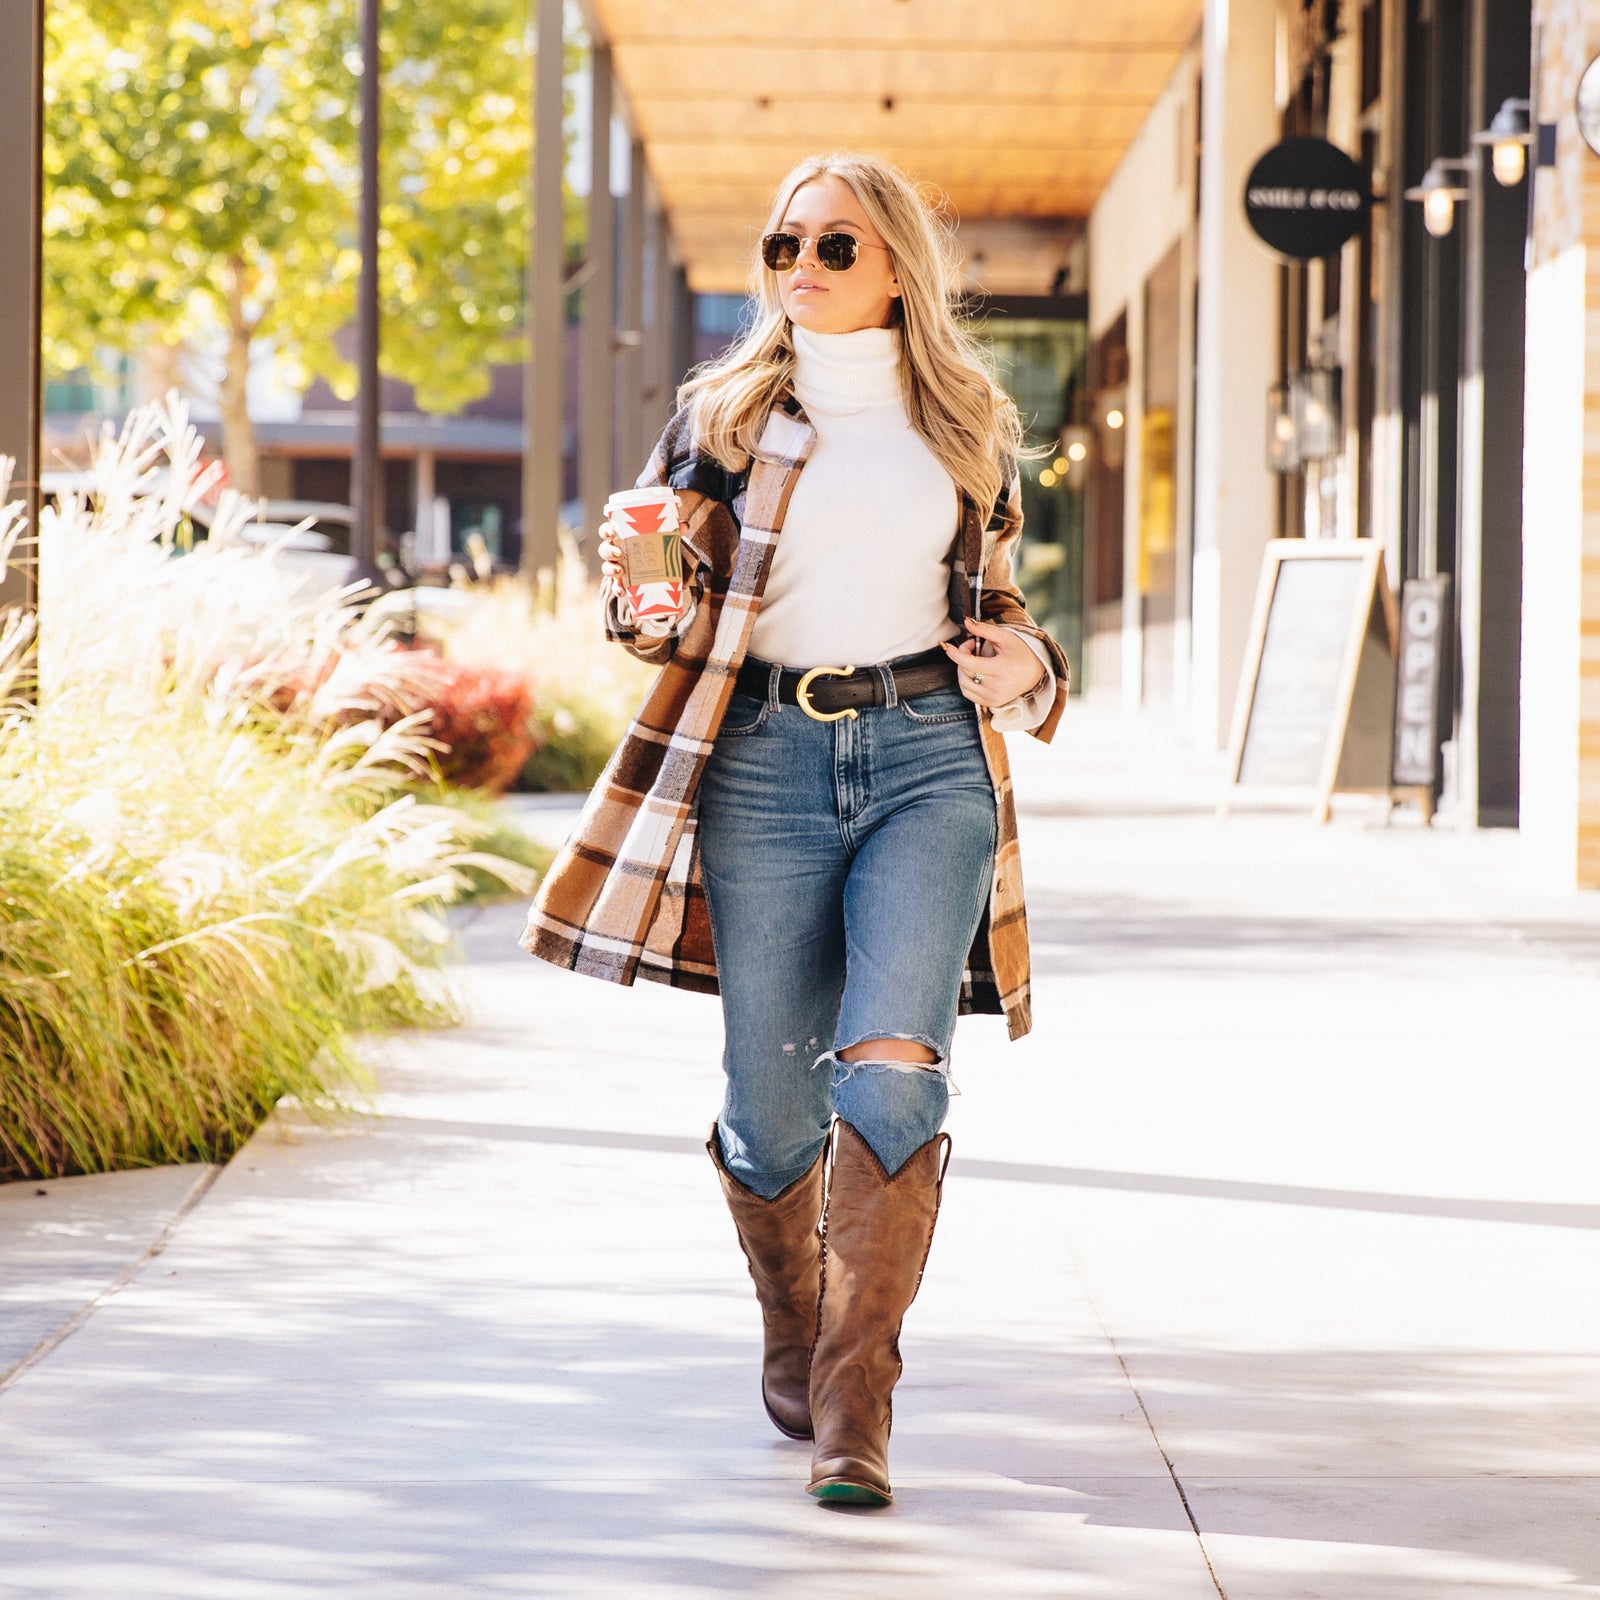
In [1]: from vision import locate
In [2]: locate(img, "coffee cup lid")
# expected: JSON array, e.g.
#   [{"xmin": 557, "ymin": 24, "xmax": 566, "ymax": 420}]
[{"xmin": 604, "ymin": 487, "xmax": 679, "ymax": 512}]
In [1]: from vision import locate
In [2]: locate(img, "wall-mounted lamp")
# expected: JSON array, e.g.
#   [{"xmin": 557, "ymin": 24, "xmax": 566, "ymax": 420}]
[
  {"xmin": 1266, "ymin": 368, "xmax": 1342, "ymax": 475},
  {"xmin": 1058, "ymin": 424, "xmax": 1092, "ymax": 492},
  {"xmin": 1404, "ymin": 159, "xmax": 1471, "ymax": 238},
  {"xmin": 1267, "ymin": 382, "xmax": 1298, "ymax": 474},
  {"xmin": 1296, "ymin": 367, "xmax": 1341, "ymax": 458},
  {"xmin": 1092, "ymin": 390, "xmax": 1126, "ymax": 470},
  {"xmin": 1470, "ymin": 98, "xmax": 1555, "ymax": 188},
  {"xmin": 1405, "ymin": 76, "xmax": 1557, "ymax": 240}
]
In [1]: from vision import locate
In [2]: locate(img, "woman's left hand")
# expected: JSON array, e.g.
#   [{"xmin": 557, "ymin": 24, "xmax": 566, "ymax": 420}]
[{"xmin": 941, "ymin": 618, "xmax": 1048, "ymax": 708}]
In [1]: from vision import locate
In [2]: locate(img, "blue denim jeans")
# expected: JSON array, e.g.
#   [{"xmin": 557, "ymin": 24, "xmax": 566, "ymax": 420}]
[{"xmin": 697, "ymin": 667, "xmax": 998, "ymax": 1198}]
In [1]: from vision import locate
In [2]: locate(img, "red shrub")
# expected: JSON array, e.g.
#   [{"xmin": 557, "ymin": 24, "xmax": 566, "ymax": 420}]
[
  {"xmin": 237, "ymin": 643, "xmax": 538, "ymax": 794},
  {"xmin": 396, "ymin": 653, "xmax": 538, "ymax": 793}
]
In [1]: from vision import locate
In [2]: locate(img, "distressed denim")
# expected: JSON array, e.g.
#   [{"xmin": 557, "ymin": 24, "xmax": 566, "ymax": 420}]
[{"xmin": 697, "ymin": 669, "xmax": 997, "ymax": 1197}]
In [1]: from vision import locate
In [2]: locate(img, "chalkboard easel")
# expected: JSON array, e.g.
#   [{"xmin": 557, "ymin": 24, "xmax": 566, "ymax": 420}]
[{"xmin": 1221, "ymin": 540, "xmax": 1397, "ymax": 823}]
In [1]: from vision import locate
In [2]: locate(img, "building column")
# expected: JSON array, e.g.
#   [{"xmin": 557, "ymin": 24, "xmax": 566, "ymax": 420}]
[
  {"xmin": 671, "ymin": 264, "xmax": 694, "ymax": 396},
  {"xmin": 1120, "ymin": 287, "xmax": 1146, "ymax": 710},
  {"xmin": 0, "ymin": 0, "xmax": 43, "ymax": 612},
  {"xmin": 651, "ymin": 220, "xmax": 684, "ymax": 445},
  {"xmin": 1189, "ymin": 0, "xmax": 1281, "ymax": 748},
  {"xmin": 1521, "ymin": 0, "xmax": 1600, "ymax": 886},
  {"xmin": 520, "ymin": 0, "xmax": 565, "ymax": 576},
  {"xmin": 639, "ymin": 192, "xmax": 667, "ymax": 463},
  {"xmin": 616, "ymin": 135, "xmax": 645, "ymax": 488},
  {"xmin": 577, "ymin": 41, "xmax": 615, "ymax": 543},
  {"xmin": 1172, "ymin": 204, "xmax": 1201, "ymax": 720},
  {"xmin": 414, "ymin": 448, "xmax": 449, "ymax": 568},
  {"xmin": 1455, "ymin": 0, "xmax": 1531, "ymax": 829}
]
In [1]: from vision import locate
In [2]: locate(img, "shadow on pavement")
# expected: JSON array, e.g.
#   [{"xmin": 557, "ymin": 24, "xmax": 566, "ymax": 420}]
[
  {"xmin": 355, "ymin": 1112, "xmax": 1600, "ymax": 1233},
  {"xmin": 1, "ymin": 1096, "xmax": 1595, "ymax": 1597},
  {"xmin": 1024, "ymin": 886, "xmax": 1600, "ymax": 979}
]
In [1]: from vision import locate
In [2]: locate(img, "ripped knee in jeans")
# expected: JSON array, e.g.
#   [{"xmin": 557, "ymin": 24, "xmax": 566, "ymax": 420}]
[
  {"xmin": 818, "ymin": 1037, "xmax": 959, "ymax": 1095},
  {"xmin": 835, "ymin": 1035, "xmax": 940, "ymax": 1067},
  {"xmin": 819, "ymin": 1041, "xmax": 956, "ymax": 1173}
]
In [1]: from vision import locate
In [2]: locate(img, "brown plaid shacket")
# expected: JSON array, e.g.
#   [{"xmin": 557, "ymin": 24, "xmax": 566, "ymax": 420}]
[{"xmin": 519, "ymin": 398, "xmax": 1069, "ymax": 1040}]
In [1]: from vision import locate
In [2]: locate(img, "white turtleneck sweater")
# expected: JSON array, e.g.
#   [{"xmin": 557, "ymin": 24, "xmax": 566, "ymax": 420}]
[
  {"xmin": 623, "ymin": 323, "xmax": 1055, "ymax": 729},
  {"xmin": 748, "ymin": 324, "xmax": 959, "ymax": 667}
]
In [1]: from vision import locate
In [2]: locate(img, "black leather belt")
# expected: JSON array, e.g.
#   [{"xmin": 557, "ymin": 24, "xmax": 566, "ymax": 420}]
[{"xmin": 734, "ymin": 646, "xmax": 959, "ymax": 722}]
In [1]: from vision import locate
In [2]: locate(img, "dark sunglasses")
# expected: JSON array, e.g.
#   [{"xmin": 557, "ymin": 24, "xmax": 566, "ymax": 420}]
[{"xmin": 760, "ymin": 230, "xmax": 891, "ymax": 273}]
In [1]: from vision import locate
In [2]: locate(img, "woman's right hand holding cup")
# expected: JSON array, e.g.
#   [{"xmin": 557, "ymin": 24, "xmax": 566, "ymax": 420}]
[
  {"xmin": 598, "ymin": 523, "xmax": 626, "ymax": 584},
  {"xmin": 601, "ymin": 489, "xmax": 690, "ymax": 624},
  {"xmin": 599, "ymin": 518, "xmax": 691, "ymax": 625}
]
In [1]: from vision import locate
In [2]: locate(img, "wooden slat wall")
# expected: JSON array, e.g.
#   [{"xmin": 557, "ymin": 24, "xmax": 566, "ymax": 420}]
[{"xmin": 592, "ymin": 0, "xmax": 1202, "ymax": 291}]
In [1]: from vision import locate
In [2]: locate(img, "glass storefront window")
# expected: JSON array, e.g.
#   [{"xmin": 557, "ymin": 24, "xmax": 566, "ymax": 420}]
[{"xmin": 973, "ymin": 318, "xmax": 1088, "ymax": 691}]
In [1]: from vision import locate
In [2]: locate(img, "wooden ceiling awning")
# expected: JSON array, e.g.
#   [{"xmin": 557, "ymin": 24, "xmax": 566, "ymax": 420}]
[{"xmin": 590, "ymin": 0, "xmax": 1202, "ymax": 293}]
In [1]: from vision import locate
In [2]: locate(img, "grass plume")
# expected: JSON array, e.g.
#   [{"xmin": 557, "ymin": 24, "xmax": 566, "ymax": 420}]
[{"xmin": 0, "ymin": 398, "xmax": 534, "ymax": 1180}]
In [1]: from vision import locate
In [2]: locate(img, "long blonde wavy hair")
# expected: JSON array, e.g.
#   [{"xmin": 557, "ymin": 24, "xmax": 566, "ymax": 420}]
[{"xmin": 677, "ymin": 152, "xmax": 1024, "ymax": 516}]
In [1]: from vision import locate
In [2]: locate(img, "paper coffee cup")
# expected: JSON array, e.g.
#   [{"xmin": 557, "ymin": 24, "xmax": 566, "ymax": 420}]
[{"xmin": 604, "ymin": 487, "xmax": 685, "ymax": 619}]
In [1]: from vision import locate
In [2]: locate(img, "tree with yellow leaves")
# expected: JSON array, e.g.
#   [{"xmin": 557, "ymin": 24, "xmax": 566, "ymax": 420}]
[{"xmin": 44, "ymin": 0, "xmax": 547, "ymax": 495}]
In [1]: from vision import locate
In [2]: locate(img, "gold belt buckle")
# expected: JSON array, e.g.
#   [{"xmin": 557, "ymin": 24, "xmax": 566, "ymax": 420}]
[{"xmin": 795, "ymin": 664, "xmax": 858, "ymax": 722}]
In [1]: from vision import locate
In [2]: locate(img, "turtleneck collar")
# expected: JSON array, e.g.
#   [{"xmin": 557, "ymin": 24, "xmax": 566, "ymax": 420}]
[{"xmin": 791, "ymin": 323, "xmax": 903, "ymax": 414}]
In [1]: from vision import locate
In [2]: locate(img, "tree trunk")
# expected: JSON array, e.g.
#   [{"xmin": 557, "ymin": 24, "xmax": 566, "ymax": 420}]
[
  {"xmin": 219, "ymin": 259, "xmax": 261, "ymax": 497},
  {"xmin": 138, "ymin": 337, "xmax": 185, "ymax": 406}
]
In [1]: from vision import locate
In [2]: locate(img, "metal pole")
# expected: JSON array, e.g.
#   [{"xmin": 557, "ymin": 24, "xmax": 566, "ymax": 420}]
[
  {"xmin": 616, "ymin": 136, "xmax": 645, "ymax": 488},
  {"xmin": 351, "ymin": 0, "xmax": 383, "ymax": 578},
  {"xmin": 520, "ymin": 0, "xmax": 564, "ymax": 575},
  {"xmin": 578, "ymin": 41, "xmax": 614, "ymax": 543},
  {"xmin": 0, "ymin": 0, "xmax": 43, "ymax": 614}
]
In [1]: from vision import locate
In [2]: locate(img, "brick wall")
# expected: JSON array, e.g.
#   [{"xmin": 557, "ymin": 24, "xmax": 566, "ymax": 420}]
[{"xmin": 1523, "ymin": 0, "xmax": 1600, "ymax": 885}]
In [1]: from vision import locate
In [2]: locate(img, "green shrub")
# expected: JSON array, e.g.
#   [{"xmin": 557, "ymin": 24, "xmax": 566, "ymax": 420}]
[
  {"xmin": 521, "ymin": 694, "xmax": 624, "ymax": 793},
  {"xmin": 429, "ymin": 787, "xmax": 552, "ymax": 904}
]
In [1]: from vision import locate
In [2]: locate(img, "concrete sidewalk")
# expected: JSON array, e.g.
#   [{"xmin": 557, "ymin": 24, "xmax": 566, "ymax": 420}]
[{"xmin": 2, "ymin": 703, "xmax": 1598, "ymax": 1599}]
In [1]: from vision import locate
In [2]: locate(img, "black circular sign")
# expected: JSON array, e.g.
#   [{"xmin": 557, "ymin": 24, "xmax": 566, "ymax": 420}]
[{"xmin": 1244, "ymin": 138, "xmax": 1370, "ymax": 259}]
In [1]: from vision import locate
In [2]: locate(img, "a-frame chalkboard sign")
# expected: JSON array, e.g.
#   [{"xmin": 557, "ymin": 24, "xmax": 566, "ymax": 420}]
[{"xmin": 1221, "ymin": 540, "xmax": 1398, "ymax": 823}]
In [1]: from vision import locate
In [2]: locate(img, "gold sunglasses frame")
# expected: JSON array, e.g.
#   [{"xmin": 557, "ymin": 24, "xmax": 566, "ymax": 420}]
[{"xmin": 760, "ymin": 231, "xmax": 892, "ymax": 273}]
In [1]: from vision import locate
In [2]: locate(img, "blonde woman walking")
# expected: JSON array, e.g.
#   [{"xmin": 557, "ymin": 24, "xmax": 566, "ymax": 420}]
[{"xmin": 523, "ymin": 152, "xmax": 1068, "ymax": 1506}]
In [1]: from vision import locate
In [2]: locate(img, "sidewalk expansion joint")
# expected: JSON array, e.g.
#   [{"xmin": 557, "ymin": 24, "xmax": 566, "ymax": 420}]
[
  {"xmin": 0, "ymin": 1162, "xmax": 222, "ymax": 1397},
  {"xmin": 1063, "ymin": 1231, "xmax": 1229, "ymax": 1600}
]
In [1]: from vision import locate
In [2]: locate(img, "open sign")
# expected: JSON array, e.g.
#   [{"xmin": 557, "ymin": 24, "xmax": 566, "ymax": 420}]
[{"xmin": 1392, "ymin": 577, "xmax": 1450, "ymax": 788}]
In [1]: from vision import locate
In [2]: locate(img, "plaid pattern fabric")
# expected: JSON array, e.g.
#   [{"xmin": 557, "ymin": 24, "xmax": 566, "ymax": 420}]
[{"xmin": 520, "ymin": 400, "xmax": 1069, "ymax": 1041}]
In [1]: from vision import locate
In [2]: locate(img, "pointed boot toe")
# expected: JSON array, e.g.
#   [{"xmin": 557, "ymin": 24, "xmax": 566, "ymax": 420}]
[{"xmin": 807, "ymin": 1452, "xmax": 893, "ymax": 1506}]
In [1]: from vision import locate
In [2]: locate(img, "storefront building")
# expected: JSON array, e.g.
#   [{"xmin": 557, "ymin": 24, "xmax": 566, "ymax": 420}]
[{"xmin": 1078, "ymin": 0, "xmax": 1600, "ymax": 885}]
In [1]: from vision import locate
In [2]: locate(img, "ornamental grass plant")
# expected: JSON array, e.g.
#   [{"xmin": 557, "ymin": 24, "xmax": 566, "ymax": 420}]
[{"xmin": 0, "ymin": 400, "xmax": 534, "ymax": 1181}]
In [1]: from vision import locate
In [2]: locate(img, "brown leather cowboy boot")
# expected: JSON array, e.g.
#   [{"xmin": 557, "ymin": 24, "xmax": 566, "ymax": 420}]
[
  {"xmin": 706, "ymin": 1126, "xmax": 825, "ymax": 1440},
  {"xmin": 807, "ymin": 1119, "xmax": 951, "ymax": 1506}
]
